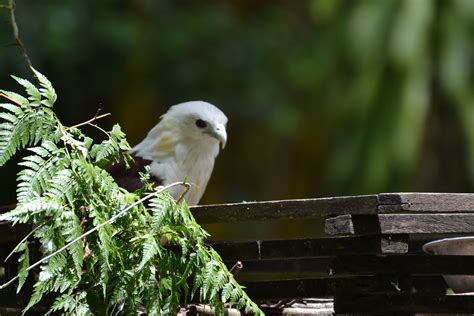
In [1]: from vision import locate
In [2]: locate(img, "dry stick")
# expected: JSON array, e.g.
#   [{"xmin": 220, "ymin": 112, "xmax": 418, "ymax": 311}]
[
  {"xmin": 0, "ymin": 181, "xmax": 188, "ymax": 290},
  {"xmin": 229, "ymin": 261, "xmax": 243, "ymax": 277},
  {"xmin": 176, "ymin": 182, "xmax": 192, "ymax": 204},
  {"xmin": 3, "ymin": 221, "xmax": 47, "ymax": 263},
  {"xmin": 0, "ymin": 92, "xmax": 22, "ymax": 105},
  {"xmin": 8, "ymin": 0, "xmax": 34, "ymax": 72},
  {"xmin": 69, "ymin": 112, "xmax": 111, "ymax": 129}
]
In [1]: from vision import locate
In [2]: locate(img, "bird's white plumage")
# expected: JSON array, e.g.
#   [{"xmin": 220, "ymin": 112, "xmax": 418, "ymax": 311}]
[{"xmin": 133, "ymin": 101, "xmax": 227, "ymax": 205}]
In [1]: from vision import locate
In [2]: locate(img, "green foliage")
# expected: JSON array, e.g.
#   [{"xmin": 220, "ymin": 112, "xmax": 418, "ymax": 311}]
[{"xmin": 0, "ymin": 70, "xmax": 263, "ymax": 315}]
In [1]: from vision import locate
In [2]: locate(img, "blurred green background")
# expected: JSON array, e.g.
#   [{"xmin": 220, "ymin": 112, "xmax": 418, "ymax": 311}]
[{"xmin": 0, "ymin": 0, "xmax": 473, "ymax": 207}]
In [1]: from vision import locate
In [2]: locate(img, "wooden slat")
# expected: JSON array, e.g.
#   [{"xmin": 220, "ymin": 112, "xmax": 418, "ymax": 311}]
[
  {"xmin": 242, "ymin": 276, "xmax": 449, "ymax": 301},
  {"xmin": 213, "ymin": 235, "xmax": 408, "ymax": 261},
  {"xmin": 334, "ymin": 293, "xmax": 474, "ymax": 313},
  {"xmin": 332, "ymin": 255, "xmax": 474, "ymax": 275},
  {"xmin": 326, "ymin": 213, "xmax": 474, "ymax": 235},
  {"xmin": 191, "ymin": 195, "xmax": 378, "ymax": 224},
  {"xmin": 378, "ymin": 192, "xmax": 474, "ymax": 212},
  {"xmin": 242, "ymin": 278, "xmax": 333, "ymax": 300},
  {"xmin": 229, "ymin": 254, "xmax": 474, "ymax": 279}
]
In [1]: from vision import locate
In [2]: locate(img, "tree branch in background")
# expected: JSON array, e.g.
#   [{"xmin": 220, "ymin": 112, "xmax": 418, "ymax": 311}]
[{"xmin": 5, "ymin": 0, "xmax": 34, "ymax": 73}]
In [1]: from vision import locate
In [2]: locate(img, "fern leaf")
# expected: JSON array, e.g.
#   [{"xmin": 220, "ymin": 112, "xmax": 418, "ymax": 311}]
[
  {"xmin": 221, "ymin": 282, "xmax": 233, "ymax": 302},
  {"xmin": 0, "ymin": 197, "xmax": 63, "ymax": 224},
  {"xmin": 16, "ymin": 242, "xmax": 29, "ymax": 293},
  {"xmin": 137, "ymin": 235, "xmax": 159, "ymax": 271},
  {"xmin": 60, "ymin": 210, "xmax": 84, "ymax": 276},
  {"xmin": 11, "ymin": 75, "xmax": 41, "ymax": 103},
  {"xmin": 31, "ymin": 67, "xmax": 57, "ymax": 105},
  {"xmin": 24, "ymin": 281, "xmax": 47, "ymax": 312},
  {"xmin": 0, "ymin": 90, "xmax": 29, "ymax": 106}
]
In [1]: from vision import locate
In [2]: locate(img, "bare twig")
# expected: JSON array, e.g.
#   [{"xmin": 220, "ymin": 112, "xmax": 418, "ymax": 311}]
[
  {"xmin": 229, "ymin": 261, "xmax": 243, "ymax": 276},
  {"xmin": 0, "ymin": 92, "xmax": 22, "ymax": 105},
  {"xmin": 68, "ymin": 112, "xmax": 111, "ymax": 129},
  {"xmin": 176, "ymin": 182, "xmax": 192, "ymax": 204},
  {"xmin": 3, "ymin": 221, "xmax": 47, "ymax": 263},
  {"xmin": 7, "ymin": 0, "xmax": 34, "ymax": 73},
  {"xmin": 0, "ymin": 181, "xmax": 189, "ymax": 290}
]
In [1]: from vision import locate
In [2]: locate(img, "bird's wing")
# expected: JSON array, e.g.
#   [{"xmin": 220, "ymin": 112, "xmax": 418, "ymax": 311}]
[
  {"xmin": 108, "ymin": 152, "xmax": 163, "ymax": 192},
  {"xmin": 132, "ymin": 119, "xmax": 178, "ymax": 161}
]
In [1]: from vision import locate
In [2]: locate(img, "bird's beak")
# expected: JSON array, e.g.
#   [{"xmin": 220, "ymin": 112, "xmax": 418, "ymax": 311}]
[{"xmin": 210, "ymin": 124, "xmax": 227, "ymax": 149}]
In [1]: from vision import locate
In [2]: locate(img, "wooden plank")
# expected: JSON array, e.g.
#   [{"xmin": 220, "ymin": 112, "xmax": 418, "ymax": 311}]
[
  {"xmin": 191, "ymin": 195, "xmax": 378, "ymax": 224},
  {"xmin": 229, "ymin": 254, "xmax": 474, "ymax": 280},
  {"xmin": 378, "ymin": 192, "xmax": 474, "ymax": 212},
  {"xmin": 380, "ymin": 214, "xmax": 474, "ymax": 234},
  {"xmin": 231, "ymin": 258, "xmax": 331, "ymax": 277},
  {"xmin": 334, "ymin": 293, "xmax": 474, "ymax": 313},
  {"xmin": 326, "ymin": 213, "xmax": 474, "ymax": 235},
  {"xmin": 331, "ymin": 255, "xmax": 474, "ymax": 275},
  {"xmin": 242, "ymin": 276, "xmax": 448, "ymax": 301},
  {"xmin": 242, "ymin": 278, "xmax": 333, "ymax": 300},
  {"xmin": 325, "ymin": 215, "xmax": 379, "ymax": 235},
  {"xmin": 213, "ymin": 235, "xmax": 408, "ymax": 261}
]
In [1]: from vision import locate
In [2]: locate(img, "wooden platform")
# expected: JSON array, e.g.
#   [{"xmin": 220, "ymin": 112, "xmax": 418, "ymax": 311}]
[{"xmin": 2, "ymin": 192, "xmax": 474, "ymax": 315}]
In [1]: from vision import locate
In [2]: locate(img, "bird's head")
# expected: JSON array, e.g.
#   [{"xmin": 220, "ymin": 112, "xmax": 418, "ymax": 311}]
[{"xmin": 164, "ymin": 101, "xmax": 228, "ymax": 149}]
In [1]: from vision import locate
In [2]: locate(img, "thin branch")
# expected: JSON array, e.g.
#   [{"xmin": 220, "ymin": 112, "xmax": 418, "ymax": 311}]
[
  {"xmin": 0, "ymin": 181, "xmax": 188, "ymax": 290},
  {"xmin": 0, "ymin": 4, "xmax": 11, "ymax": 8},
  {"xmin": 0, "ymin": 92, "xmax": 22, "ymax": 105},
  {"xmin": 177, "ymin": 182, "xmax": 192, "ymax": 204},
  {"xmin": 229, "ymin": 261, "xmax": 243, "ymax": 276},
  {"xmin": 68, "ymin": 112, "xmax": 111, "ymax": 129},
  {"xmin": 7, "ymin": 0, "xmax": 34, "ymax": 73},
  {"xmin": 3, "ymin": 221, "xmax": 47, "ymax": 263}
]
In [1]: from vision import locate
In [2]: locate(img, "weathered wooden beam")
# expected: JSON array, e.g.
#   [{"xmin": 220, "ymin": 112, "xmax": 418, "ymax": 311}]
[
  {"xmin": 212, "ymin": 235, "xmax": 408, "ymax": 261},
  {"xmin": 378, "ymin": 192, "xmax": 474, "ymax": 212},
  {"xmin": 191, "ymin": 195, "xmax": 378, "ymax": 224},
  {"xmin": 334, "ymin": 293, "xmax": 474, "ymax": 313},
  {"xmin": 331, "ymin": 255, "xmax": 474, "ymax": 275},
  {"xmin": 326, "ymin": 213, "xmax": 474, "ymax": 235},
  {"xmin": 230, "ymin": 254, "xmax": 474, "ymax": 280},
  {"xmin": 243, "ymin": 276, "xmax": 449, "ymax": 301},
  {"xmin": 242, "ymin": 278, "xmax": 333, "ymax": 300}
]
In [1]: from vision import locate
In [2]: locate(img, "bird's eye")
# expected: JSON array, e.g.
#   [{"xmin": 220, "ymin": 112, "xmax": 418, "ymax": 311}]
[{"xmin": 195, "ymin": 119, "xmax": 207, "ymax": 128}]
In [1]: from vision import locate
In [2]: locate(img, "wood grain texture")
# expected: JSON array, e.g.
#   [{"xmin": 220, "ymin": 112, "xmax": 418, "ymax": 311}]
[
  {"xmin": 378, "ymin": 192, "xmax": 474, "ymax": 212},
  {"xmin": 331, "ymin": 255, "xmax": 474, "ymax": 275},
  {"xmin": 334, "ymin": 293, "xmax": 474, "ymax": 313},
  {"xmin": 212, "ymin": 235, "xmax": 408, "ymax": 261},
  {"xmin": 326, "ymin": 213, "xmax": 474, "ymax": 235},
  {"xmin": 191, "ymin": 195, "xmax": 378, "ymax": 224},
  {"xmin": 242, "ymin": 278, "xmax": 333, "ymax": 300}
]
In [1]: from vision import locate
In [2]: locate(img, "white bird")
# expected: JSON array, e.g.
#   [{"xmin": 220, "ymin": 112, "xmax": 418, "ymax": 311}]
[{"xmin": 109, "ymin": 101, "xmax": 227, "ymax": 205}]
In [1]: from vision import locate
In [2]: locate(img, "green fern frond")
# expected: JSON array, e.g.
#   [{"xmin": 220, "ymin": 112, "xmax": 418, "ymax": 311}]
[
  {"xmin": 137, "ymin": 234, "xmax": 159, "ymax": 271},
  {"xmin": 0, "ymin": 71, "xmax": 264, "ymax": 316},
  {"xmin": 16, "ymin": 242, "xmax": 29, "ymax": 293},
  {"xmin": 31, "ymin": 67, "xmax": 57, "ymax": 106},
  {"xmin": 90, "ymin": 124, "xmax": 131, "ymax": 163},
  {"xmin": 16, "ymin": 142, "xmax": 66, "ymax": 203},
  {"xmin": 60, "ymin": 210, "xmax": 84, "ymax": 276},
  {"xmin": 11, "ymin": 75, "xmax": 41, "ymax": 104},
  {"xmin": 0, "ymin": 103, "xmax": 57, "ymax": 166},
  {"xmin": 0, "ymin": 197, "xmax": 63, "ymax": 224}
]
